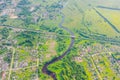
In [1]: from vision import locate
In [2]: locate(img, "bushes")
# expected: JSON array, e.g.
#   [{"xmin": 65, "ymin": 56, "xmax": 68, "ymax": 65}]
[
  {"xmin": 48, "ymin": 57, "xmax": 88, "ymax": 80},
  {"xmin": 0, "ymin": 48, "xmax": 7, "ymax": 55},
  {"xmin": 1, "ymin": 27, "xmax": 10, "ymax": 39},
  {"xmin": 16, "ymin": 31, "xmax": 38, "ymax": 47},
  {"xmin": 4, "ymin": 52, "xmax": 12, "ymax": 63}
]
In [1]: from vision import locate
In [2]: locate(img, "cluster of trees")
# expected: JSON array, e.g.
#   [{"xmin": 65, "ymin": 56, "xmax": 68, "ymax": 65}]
[
  {"xmin": 17, "ymin": 0, "xmax": 30, "ymax": 7},
  {"xmin": 40, "ymin": 24, "xmax": 67, "ymax": 34},
  {"xmin": 16, "ymin": 31, "xmax": 38, "ymax": 47},
  {"xmin": 0, "ymin": 27, "xmax": 10, "ymax": 39},
  {"xmin": 18, "ymin": 7, "xmax": 33, "ymax": 26},
  {"xmin": 10, "ymin": 68, "xmax": 37, "ymax": 80},
  {"xmin": 46, "ymin": 2, "xmax": 63, "ymax": 12},
  {"xmin": 48, "ymin": 56, "xmax": 88, "ymax": 80},
  {"xmin": 0, "ymin": 16, "xmax": 8, "ymax": 24},
  {"xmin": 40, "ymin": 25, "xmax": 58, "ymax": 32},
  {"xmin": 75, "ymin": 29, "xmax": 120, "ymax": 46},
  {"xmin": 0, "ymin": 47, "xmax": 7, "ymax": 55},
  {"xmin": 0, "ymin": 0, "xmax": 12, "ymax": 11},
  {"xmin": 4, "ymin": 52, "xmax": 12, "ymax": 63},
  {"xmin": 17, "ymin": 0, "xmax": 33, "ymax": 26},
  {"xmin": 56, "ymin": 36, "xmax": 68, "ymax": 54},
  {"xmin": 0, "ymin": 3, "xmax": 6, "ymax": 11},
  {"xmin": 112, "ymin": 52, "xmax": 120, "ymax": 60},
  {"xmin": 40, "ymin": 24, "xmax": 70, "ymax": 56}
]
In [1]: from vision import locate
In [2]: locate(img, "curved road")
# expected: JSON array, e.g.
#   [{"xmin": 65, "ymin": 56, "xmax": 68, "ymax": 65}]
[{"xmin": 42, "ymin": 12, "xmax": 75, "ymax": 80}]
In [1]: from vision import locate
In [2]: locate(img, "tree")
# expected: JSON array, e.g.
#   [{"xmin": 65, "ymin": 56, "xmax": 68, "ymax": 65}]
[{"xmin": 1, "ymin": 27, "xmax": 10, "ymax": 39}]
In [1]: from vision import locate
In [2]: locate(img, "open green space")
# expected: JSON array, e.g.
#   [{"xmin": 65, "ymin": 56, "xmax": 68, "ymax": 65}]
[{"xmin": 0, "ymin": 0, "xmax": 120, "ymax": 80}]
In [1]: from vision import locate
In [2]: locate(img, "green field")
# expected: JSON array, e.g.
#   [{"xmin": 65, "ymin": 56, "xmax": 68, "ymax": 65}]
[
  {"xmin": 97, "ymin": 8, "xmax": 120, "ymax": 31},
  {"xmin": 0, "ymin": 0, "xmax": 120, "ymax": 80}
]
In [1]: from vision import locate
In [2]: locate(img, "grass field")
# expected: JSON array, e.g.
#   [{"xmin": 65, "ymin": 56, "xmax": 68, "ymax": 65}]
[
  {"xmin": 84, "ymin": 9, "xmax": 120, "ymax": 37},
  {"xmin": 62, "ymin": 0, "xmax": 86, "ymax": 29},
  {"xmin": 96, "ymin": 8, "xmax": 120, "ymax": 31},
  {"xmin": 62, "ymin": 0, "xmax": 120, "ymax": 37}
]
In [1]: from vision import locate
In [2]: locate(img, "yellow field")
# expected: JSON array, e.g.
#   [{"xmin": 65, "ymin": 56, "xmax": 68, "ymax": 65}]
[
  {"xmin": 84, "ymin": 9, "xmax": 120, "ymax": 37},
  {"xmin": 97, "ymin": 8, "xmax": 120, "ymax": 31},
  {"xmin": 62, "ymin": 0, "xmax": 85, "ymax": 29},
  {"xmin": 62, "ymin": 0, "xmax": 120, "ymax": 37}
]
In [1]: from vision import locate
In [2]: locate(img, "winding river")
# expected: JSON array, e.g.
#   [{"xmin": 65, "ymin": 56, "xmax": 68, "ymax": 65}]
[{"xmin": 42, "ymin": 12, "xmax": 75, "ymax": 80}]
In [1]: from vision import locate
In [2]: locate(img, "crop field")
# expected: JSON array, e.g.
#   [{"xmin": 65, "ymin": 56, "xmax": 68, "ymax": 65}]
[
  {"xmin": 96, "ymin": 8, "xmax": 120, "ymax": 31},
  {"xmin": 84, "ymin": 9, "xmax": 120, "ymax": 37},
  {"xmin": 62, "ymin": 0, "xmax": 86, "ymax": 30},
  {"xmin": 62, "ymin": 0, "xmax": 120, "ymax": 37}
]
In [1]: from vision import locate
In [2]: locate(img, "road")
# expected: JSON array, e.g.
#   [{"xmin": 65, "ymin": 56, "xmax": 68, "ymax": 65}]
[
  {"xmin": 42, "ymin": 12, "xmax": 75, "ymax": 80},
  {"xmin": 97, "ymin": 6, "xmax": 120, "ymax": 11},
  {"xmin": 8, "ymin": 48, "xmax": 15, "ymax": 80}
]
